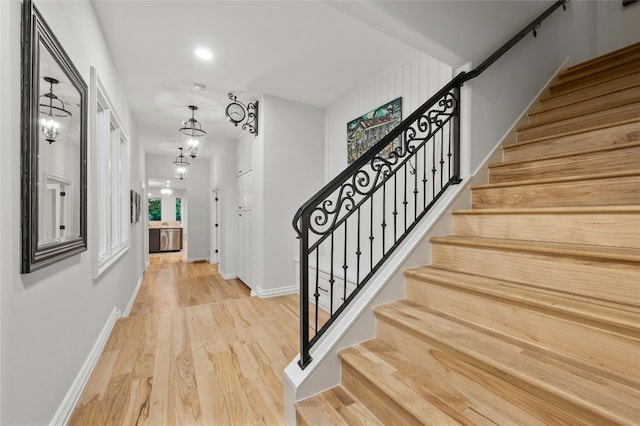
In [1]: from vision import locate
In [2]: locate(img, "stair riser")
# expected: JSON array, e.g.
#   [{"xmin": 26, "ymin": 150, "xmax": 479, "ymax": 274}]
[
  {"xmin": 537, "ymin": 72, "xmax": 640, "ymax": 111},
  {"xmin": 341, "ymin": 362, "xmax": 423, "ymax": 426},
  {"xmin": 528, "ymin": 86, "xmax": 640, "ymax": 127},
  {"xmin": 406, "ymin": 278, "xmax": 640, "ymax": 382},
  {"xmin": 375, "ymin": 320, "xmax": 606, "ymax": 425},
  {"xmin": 490, "ymin": 145, "xmax": 640, "ymax": 183},
  {"xmin": 516, "ymin": 103, "xmax": 640, "ymax": 143},
  {"xmin": 472, "ymin": 175, "xmax": 640, "ymax": 209},
  {"xmin": 430, "ymin": 243, "xmax": 640, "ymax": 305},
  {"xmin": 503, "ymin": 121, "xmax": 640, "ymax": 162},
  {"xmin": 550, "ymin": 58, "xmax": 640, "ymax": 96},
  {"xmin": 452, "ymin": 212, "xmax": 640, "ymax": 248}
]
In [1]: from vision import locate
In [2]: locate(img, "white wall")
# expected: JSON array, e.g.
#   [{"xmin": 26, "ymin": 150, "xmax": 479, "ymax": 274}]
[
  {"xmin": 464, "ymin": 1, "xmax": 600, "ymax": 173},
  {"xmin": 253, "ymin": 95, "xmax": 325, "ymax": 295},
  {"xmin": 596, "ymin": 0, "xmax": 640, "ymax": 55},
  {"xmin": 0, "ymin": 1, "xmax": 144, "ymax": 424},
  {"xmin": 186, "ymin": 158, "xmax": 210, "ymax": 261}
]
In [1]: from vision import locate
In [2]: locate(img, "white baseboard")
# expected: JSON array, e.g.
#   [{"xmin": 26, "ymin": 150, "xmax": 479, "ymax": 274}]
[
  {"xmin": 219, "ymin": 269, "xmax": 237, "ymax": 280},
  {"xmin": 123, "ymin": 276, "xmax": 142, "ymax": 317},
  {"xmin": 251, "ymin": 284, "xmax": 298, "ymax": 298},
  {"xmin": 50, "ymin": 306, "xmax": 121, "ymax": 426}
]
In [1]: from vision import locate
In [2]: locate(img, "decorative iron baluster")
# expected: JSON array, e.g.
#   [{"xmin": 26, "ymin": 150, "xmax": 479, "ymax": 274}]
[
  {"xmin": 356, "ymin": 208, "xmax": 361, "ymax": 286},
  {"xmin": 381, "ymin": 183, "xmax": 386, "ymax": 254},
  {"xmin": 330, "ymin": 233, "xmax": 335, "ymax": 315}
]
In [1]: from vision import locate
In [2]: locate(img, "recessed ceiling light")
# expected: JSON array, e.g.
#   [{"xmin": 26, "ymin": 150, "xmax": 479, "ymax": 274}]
[{"xmin": 195, "ymin": 47, "xmax": 213, "ymax": 61}]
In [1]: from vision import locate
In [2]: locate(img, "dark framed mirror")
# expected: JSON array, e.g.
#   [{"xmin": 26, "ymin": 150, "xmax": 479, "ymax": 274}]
[{"xmin": 21, "ymin": 0, "xmax": 87, "ymax": 273}]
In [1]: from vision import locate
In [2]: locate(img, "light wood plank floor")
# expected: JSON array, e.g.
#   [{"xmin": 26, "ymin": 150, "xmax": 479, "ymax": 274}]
[{"xmin": 69, "ymin": 261, "xmax": 311, "ymax": 425}]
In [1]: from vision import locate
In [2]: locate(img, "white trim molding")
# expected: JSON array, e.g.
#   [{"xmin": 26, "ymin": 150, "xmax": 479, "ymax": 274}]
[
  {"xmin": 123, "ymin": 277, "xmax": 143, "ymax": 317},
  {"xmin": 250, "ymin": 284, "xmax": 298, "ymax": 299},
  {"xmin": 50, "ymin": 306, "xmax": 121, "ymax": 426}
]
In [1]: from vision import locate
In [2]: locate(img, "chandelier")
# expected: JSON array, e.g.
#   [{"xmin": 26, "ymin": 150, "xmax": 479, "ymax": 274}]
[
  {"xmin": 173, "ymin": 147, "xmax": 190, "ymax": 180},
  {"xmin": 179, "ymin": 105, "xmax": 206, "ymax": 159},
  {"xmin": 160, "ymin": 187, "xmax": 173, "ymax": 197},
  {"xmin": 39, "ymin": 76, "xmax": 72, "ymax": 143}
]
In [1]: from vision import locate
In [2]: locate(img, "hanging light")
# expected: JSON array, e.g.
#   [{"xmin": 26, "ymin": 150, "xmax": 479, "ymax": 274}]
[
  {"xmin": 173, "ymin": 147, "xmax": 190, "ymax": 180},
  {"xmin": 39, "ymin": 76, "xmax": 72, "ymax": 144},
  {"xmin": 160, "ymin": 187, "xmax": 173, "ymax": 197},
  {"xmin": 179, "ymin": 105, "xmax": 206, "ymax": 159}
]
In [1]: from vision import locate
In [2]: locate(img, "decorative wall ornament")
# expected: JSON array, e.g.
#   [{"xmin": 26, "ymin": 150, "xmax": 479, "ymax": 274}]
[
  {"xmin": 225, "ymin": 93, "xmax": 259, "ymax": 136},
  {"xmin": 347, "ymin": 97, "xmax": 402, "ymax": 164}
]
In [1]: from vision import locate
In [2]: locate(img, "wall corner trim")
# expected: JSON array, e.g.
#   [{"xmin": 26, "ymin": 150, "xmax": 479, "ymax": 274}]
[
  {"xmin": 123, "ymin": 276, "xmax": 143, "ymax": 317},
  {"xmin": 50, "ymin": 306, "xmax": 121, "ymax": 426},
  {"xmin": 251, "ymin": 285, "xmax": 298, "ymax": 299},
  {"xmin": 219, "ymin": 270, "xmax": 237, "ymax": 280}
]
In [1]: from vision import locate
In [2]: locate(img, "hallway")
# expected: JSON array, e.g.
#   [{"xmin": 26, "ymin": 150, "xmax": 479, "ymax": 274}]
[{"xmin": 69, "ymin": 261, "xmax": 304, "ymax": 425}]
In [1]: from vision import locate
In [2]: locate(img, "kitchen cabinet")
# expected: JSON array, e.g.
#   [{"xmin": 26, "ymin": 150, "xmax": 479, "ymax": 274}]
[{"xmin": 149, "ymin": 229, "xmax": 160, "ymax": 253}]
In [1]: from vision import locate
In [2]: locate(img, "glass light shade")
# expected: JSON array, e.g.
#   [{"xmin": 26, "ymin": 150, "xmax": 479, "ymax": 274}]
[
  {"xmin": 175, "ymin": 165, "xmax": 188, "ymax": 180},
  {"xmin": 186, "ymin": 137, "xmax": 200, "ymax": 158},
  {"xmin": 179, "ymin": 106, "xmax": 205, "ymax": 159},
  {"xmin": 40, "ymin": 115, "xmax": 60, "ymax": 143}
]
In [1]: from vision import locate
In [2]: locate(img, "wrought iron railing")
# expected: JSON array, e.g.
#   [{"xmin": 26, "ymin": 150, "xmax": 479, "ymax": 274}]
[{"xmin": 293, "ymin": 0, "xmax": 568, "ymax": 369}]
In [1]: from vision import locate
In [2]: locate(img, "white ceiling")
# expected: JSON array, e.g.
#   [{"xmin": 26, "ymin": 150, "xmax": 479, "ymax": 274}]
[
  {"xmin": 90, "ymin": 0, "xmax": 415, "ymax": 159},
  {"xmin": 91, "ymin": 0, "xmax": 556, "ymax": 162}
]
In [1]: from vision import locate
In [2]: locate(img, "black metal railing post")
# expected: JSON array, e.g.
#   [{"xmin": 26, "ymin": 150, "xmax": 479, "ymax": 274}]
[
  {"xmin": 452, "ymin": 84, "xmax": 462, "ymax": 184},
  {"xmin": 298, "ymin": 210, "xmax": 312, "ymax": 369}
]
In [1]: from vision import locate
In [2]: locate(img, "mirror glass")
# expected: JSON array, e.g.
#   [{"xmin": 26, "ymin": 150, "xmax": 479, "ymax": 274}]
[
  {"xmin": 37, "ymin": 44, "xmax": 82, "ymax": 246},
  {"xmin": 21, "ymin": 0, "xmax": 88, "ymax": 273}
]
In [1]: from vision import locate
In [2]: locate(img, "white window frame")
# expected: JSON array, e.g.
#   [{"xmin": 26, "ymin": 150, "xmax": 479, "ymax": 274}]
[{"xmin": 91, "ymin": 67, "xmax": 130, "ymax": 278}]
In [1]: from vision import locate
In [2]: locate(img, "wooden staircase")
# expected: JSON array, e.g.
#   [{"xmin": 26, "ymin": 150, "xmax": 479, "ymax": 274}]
[{"xmin": 296, "ymin": 42, "xmax": 640, "ymax": 425}]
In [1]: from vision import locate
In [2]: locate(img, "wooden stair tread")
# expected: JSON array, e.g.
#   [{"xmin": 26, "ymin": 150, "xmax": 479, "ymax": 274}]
[
  {"xmin": 295, "ymin": 385, "xmax": 384, "ymax": 426},
  {"xmin": 374, "ymin": 301, "xmax": 640, "ymax": 425},
  {"xmin": 515, "ymin": 100, "xmax": 640, "ymax": 134},
  {"xmin": 503, "ymin": 116, "xmax": 640, "ymax": 150},
  {"xmin": 551, "ymin": 58, "xmax": 640, "ymax": 96},
  {"xmin": 528, "ymin": 85, "xmax": 640, "ymax": 127},
  {"xmin": 452, "ymin": 205, "xmax": 640, "ymax": 215},
  {"xmin": 472, "ymin": 169, "xmax": 640, "ymax": 189},
  {"xmin": 339, "ymin": 344, "xmax": 463, "ymax": 425},
  {"xmin": 539, "ymin": 71, "xmax": 640, "ymax": 110},
  {"xmin": 489, "ymin": 140, "xmax": 640, "ymax": 169},
  {"xmin": 429, "ymin": 235, "xmax": 640, "ymax": 263},
  {"xmin": 404, "ymin": 266, "xmax": 640, "ymax": 334},
  {"xmin": 558, "ymin": 43, "xmax": 640, "ymax": 80}
]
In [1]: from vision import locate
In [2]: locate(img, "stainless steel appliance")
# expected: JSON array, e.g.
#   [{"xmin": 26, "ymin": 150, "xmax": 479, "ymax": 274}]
[{"xmin": 160, "ymin": 228, "xmax": 181, "ymax": 252}]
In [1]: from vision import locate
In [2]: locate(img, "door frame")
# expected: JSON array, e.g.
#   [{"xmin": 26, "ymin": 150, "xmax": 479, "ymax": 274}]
[{"xmin": 210, "ymin": 186, "xmax": 221, "ymax": 265}]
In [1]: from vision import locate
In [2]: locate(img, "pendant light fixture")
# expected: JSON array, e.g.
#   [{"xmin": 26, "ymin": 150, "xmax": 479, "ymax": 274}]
[
  {"xmin": 179, "ymin": 105, "xmax": 206, "ymax": 159},
  {"xmin": 39, "ymin": 76, "xmax": 72, "ymax": 144},
  {"xmin": 173, "ymin": 147, "xmax": 190, "ymax": 180}
]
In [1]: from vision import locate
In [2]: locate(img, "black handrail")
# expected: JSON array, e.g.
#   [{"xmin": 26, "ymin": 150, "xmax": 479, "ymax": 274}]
[{"xmin": 293, "ymin": 0, "xmax": 568, "ymax": 370}]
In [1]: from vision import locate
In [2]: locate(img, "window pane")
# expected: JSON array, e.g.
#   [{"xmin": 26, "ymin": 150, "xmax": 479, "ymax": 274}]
[
  {"xmin": 176, "ymin": 198, "xmax": 181, "ymax": 222},
  {"xmin": 149, "ymin": 198, "xmax": 161, "ymax": 221}
]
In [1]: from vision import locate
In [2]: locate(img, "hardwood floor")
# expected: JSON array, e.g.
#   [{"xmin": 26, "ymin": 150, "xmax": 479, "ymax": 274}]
[{"xmin": 69, "ymin": 261, "xmax": 309, "ymax": 425}]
